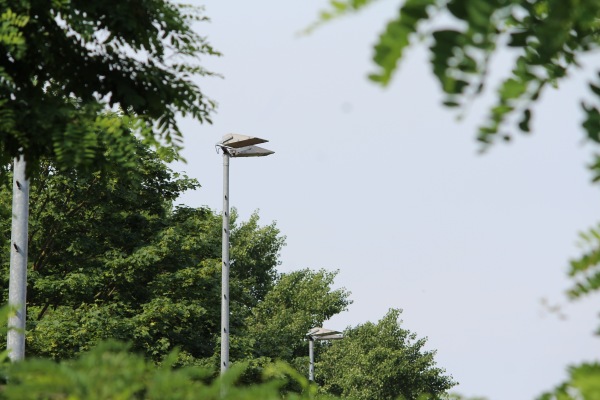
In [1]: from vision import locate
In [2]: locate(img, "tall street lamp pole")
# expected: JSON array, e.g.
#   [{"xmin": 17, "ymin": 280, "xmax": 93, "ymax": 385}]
[
  {"xmin": 306, "ymin": 327, "xmax": 344, "ymax": 382},
  {"xmin": 217, "ymin": 134, "xmax": 274, "ymax": 374},
  {"xmin": 7, "ymin": 155, "xmax": 29, "ymax": 361}
]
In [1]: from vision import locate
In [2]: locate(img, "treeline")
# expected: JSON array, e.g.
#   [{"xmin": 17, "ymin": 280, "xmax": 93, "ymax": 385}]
[{"xmin": 0, "ymin": 140, "xmax": 455, "ymax": 399}]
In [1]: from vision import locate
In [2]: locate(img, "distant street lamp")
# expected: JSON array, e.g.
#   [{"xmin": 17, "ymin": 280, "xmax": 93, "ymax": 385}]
[
  {"xmin": 216, "ymin": 134, "xmax": 274, "ymax": 374},
  {"xmin": 306, "ymin": 327, "xmax": 344, "ymax": 382}
]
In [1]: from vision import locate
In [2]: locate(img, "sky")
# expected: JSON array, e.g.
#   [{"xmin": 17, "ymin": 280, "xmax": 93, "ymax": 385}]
[{"xmin": 173, "ymin": 1, "xmax": 600, "ymax": 399}]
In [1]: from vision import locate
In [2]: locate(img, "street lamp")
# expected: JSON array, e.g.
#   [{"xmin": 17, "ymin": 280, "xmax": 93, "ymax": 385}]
[
  {"xmin": 216, "ymin": 134, "xmax": 274, "ymax": 374},
  {"xmin": 306, "ymin": 327, "xmax": 344, "ymax": 382}
]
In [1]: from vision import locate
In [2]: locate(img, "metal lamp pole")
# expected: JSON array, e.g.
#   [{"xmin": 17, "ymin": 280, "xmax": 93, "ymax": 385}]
[
  {"xmin": 221, "ymin": 151, "xmax": 230, "ymax": 373},
  {"xmin": 306, "ymin": 327, "xmax": 344, "ymax": 382},
  {"xmin": 7, "ymin": 156, "xmax": 30, "ymax": 361},
  {"xmin": 217, "ymin": 134, "xmax": 274, "ymax": 374},
  {"xmin": 308, "ymin": 336, "xmax": 315, "ymax": 381}
]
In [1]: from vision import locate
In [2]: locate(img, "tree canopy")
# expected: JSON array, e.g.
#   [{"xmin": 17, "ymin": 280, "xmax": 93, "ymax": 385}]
[
  {"xmin": 0, "ymin": 140, "xmax": 458, "ymax": 398},
  {"xmin": 0, "ymin": 0, "xmax": 217, "ymax": 171},
  {"xmin": 317, "ymin": 309, "xmax": 456, "ymax": 400},
  {"xmin": 0, "ymin": 139, "xmax": 280, "ymax": 364},
  {"xmin": 0, "ymin": 140, "xmax": 349, "ymax": 371}
]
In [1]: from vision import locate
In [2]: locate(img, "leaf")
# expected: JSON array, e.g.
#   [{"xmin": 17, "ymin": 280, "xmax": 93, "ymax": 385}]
[
  {"xmin": 582, "ymin": 103, "xmax": 600, "ymax": 143},
  {"xmin": 443, "ymin": 100, "xmax": 460, "ymax": 107},
  {"xmin": 508, "ymin": 31, "xmax": 529, "ymax": 47},
  {"xmin": 499, "ymin": 78, "xmax": 527, "ymax": 100},
  {"xmin": 518, "ymin": 108, "xmax": 532, "ymax": 132},
  {"xmin": 447, "ymin": 0, "xmax": 468, "ymax": 21},
  {"xmin": 370, "ymin": 0, "xmax": 437, "ymax": 86}
]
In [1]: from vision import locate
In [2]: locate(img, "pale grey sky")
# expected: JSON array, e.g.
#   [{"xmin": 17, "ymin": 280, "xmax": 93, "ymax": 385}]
[{"xmin": 174, "ymin": 1, "xmax": 600, "ymax": 399}]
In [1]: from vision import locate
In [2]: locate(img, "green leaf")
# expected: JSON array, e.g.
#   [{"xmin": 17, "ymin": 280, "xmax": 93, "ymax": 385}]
[
  {"xmin": 499, "ymin": 78, "xmax": 527, "ymax": 100},
  {"xmin": 447, "ymin": 0, "xmax": 468, "ymax": 20},
  {"xmin": 518, "ymin": 108, "xmax": 532, "ymax": 132},
  {"xmin": 508, "ymin": 31, "xmax": 529, "ymax": 47},
  {"xmin": 583, "ymin": 103, "xmax": 600, "ymax": 143},
  {"xmin": 370, "ymin": 0, "xmax": 437, "ymax": 86}
]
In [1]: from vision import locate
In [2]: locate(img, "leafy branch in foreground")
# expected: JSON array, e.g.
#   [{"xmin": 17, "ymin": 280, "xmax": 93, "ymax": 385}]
[
  {"xmin": 312, "ymin": 0, "xmax": 600, "ymax": 148},
  {"xmin": 536, "ymin": 363, "xmax": 600, "ymax": 400},
  {"xmin": 2, "ymin": 340, "xmax": 340, "ymax": 400}
]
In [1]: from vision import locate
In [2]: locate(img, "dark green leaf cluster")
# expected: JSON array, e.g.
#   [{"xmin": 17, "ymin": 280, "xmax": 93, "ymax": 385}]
[{"xmin": 0, "ymin": 0, "xmax": 217, "ymax": 172}]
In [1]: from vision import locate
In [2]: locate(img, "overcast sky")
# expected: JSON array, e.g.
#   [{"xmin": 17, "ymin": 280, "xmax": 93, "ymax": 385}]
[{"xmin": 173, "ymin": 1, "xmax": 600, "ymax": 399}]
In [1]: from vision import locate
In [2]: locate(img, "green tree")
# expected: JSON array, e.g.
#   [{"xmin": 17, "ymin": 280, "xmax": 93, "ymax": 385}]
[
  {"xmin": 0, "ymin": 140, "xmax": 358, "ymax": 380},
  {"xmin": 236, "ymin": 269, "xmax": 351, "ymax": 382},
  {"xmin": 0, "ymin": 139, "xmax": 281, "ymax": 364},
  {"xmin": 1, "ymin": 138, "xmax": 458, "ymax": 395},
  {"xmin": 245, "ymin": 269, "xmax": 351, "ymax": 361},
  {"xmin": 0, "ymin": 0, "xmax": 217, "ymax": 170},
  {"xmin": 316, "ymin": 309, "xmax": 456, "ymax": 400}
]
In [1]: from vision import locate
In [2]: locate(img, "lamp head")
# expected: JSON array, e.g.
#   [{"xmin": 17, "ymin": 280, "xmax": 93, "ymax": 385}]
[
  {"xmin": 307, "ymin": 327, "xmax": 344, "ymax": 340},
  {"xmin": 217, "ymin": 134, "xmax": 274, "ymax": 157},
  {"xmin": 228, "ymin": 145, "xmax": 274, "ymax": 158},
  {"xmin": 218, "ymin": 134, "xmax": 268, "ymax": 149}
]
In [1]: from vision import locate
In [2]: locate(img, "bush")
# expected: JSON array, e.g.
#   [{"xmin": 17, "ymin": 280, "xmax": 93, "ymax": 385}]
[{"xmin": 1, "ymin": 341, "xmax": 339, "ymax": 400}]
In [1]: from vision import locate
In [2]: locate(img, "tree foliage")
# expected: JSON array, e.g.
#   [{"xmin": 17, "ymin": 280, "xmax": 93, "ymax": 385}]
[
  {"xmin": 0, "ymin": 139, "xmax": 284, "ymax": 365},
  {"xmin": 314, "ymin": 0, "xmax": 600, "ymax": 148},
  {"xmin": 245, "ymin": 269, "xmax": 351, "ymax": 362},
  {"xmin": 0, "ymin": 0, "xmax": 217, "ymax": 171},
  {"xmin": 0, "ymin": 139, "xmax": 360, "ymax": 383},
  {"xmin": 536, "ymin": 363, "xmax": 600, "ymax": 400},
  {"xmin": 0, "ymin": 137, "xmax": 459, "ymax": 396},
  {"xmin": 0, "ymin": 141, "xmax": 458, "ymax": 397},
  {"xmin": 0, "ymin": 340, "xmax": 341, "ymax": 400},
  {"xmin": 567, "ymin": 225, "xmax": 600, "ymax": 314},
  {"xmin": 317, "ymin": 309, "xmax": 456, "ymax": 400}
]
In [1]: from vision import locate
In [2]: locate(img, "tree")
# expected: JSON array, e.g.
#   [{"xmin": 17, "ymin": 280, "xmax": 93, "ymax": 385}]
[
  {"xmin": 316, "ymin": 309, "xmax": 456, "ymax": 400},
  {"xmin": 0, "ymin": 0, "xmax": 217, "ymax": 171},
  {"xmin": 0, "ymin": 138, "xmax": 282, "ymax": 364},
  {"xmin": 236, "ymin": 269, "xmax": 351, "ymax": 383},
  {"xmin": 0, "ymin": 140, "xmax": 359, "ymax": 379},
  {"xmin": 0, "ymin": 142, "xmax": 460, "ymax": 396},
  {"xmin": 0, "ymin": 144, "xmax": 461, "ymax": 397},
  {"xmin": 244, "ymin": 269, "xmax": 351, "ymax": 361}
]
